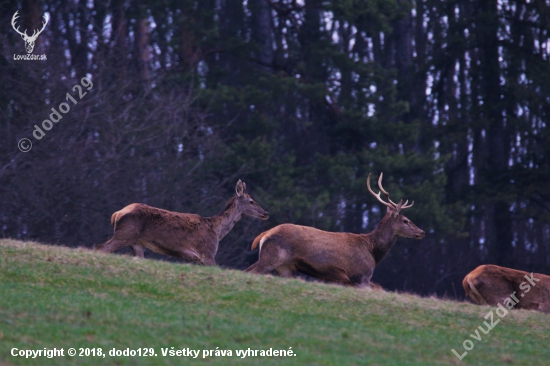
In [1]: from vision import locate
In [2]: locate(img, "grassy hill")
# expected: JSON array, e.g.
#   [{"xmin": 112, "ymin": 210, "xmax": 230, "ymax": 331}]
[{"xmin": 0, "ymin": 239, "xmax": 548, "ymax": 365}]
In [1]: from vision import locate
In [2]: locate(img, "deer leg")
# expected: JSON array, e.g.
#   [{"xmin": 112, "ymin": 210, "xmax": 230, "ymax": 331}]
[
  {"xmin": 366, "ymin": 281, "xmax": 384, "ymax": 290},
  {"xmin": 96, "ymin": 237, "xmax": 133, "ymax": 253},
  {"xmin": 295, "ymin": 259, "xmax": 354, "ymax": 286},
  {"xmin": 244, "ymin": 244, "xmax": 289, "ymax": 275},
  {"xmin": 355, "ymin": 280, "xmax": 382, "ymax": 290},
  {"xmin": 538, "ymin": 303, "xmax": 550, "ymax": 314},
  {"xmin": 179, "ymin": 249, "xmax": 204, "ymax": 264},
  {"xmin": 201, "ymin": 257, "xmax": 216, "ymax": 266},
  {"xmin": 518, "ymin": 302, "xmax": 540, "ymax": 311},
  {"xmin": 323, "ymin": 268, "xmax": 354, "ymax": 286},
  {"xmin": 349, "ymin": 273, "xmax": 376, "ymax": 288},
  {"xmin": 243, "ymin": 262, "xmax": 260, "ymax": 272},
  {"xmin": 130, "ymin": 244, "xmax": 146, "ymax": 258},
  {"xmin": 244, "ymin": 259, "xmax": 278, "ymax": 274},
  {"xmin": 275, "ymin": 265, "xmax": 296, "ymax": 278},
  {"xmin": 95, "ymin": 229, "xmax": 139, "ymax": 253}
]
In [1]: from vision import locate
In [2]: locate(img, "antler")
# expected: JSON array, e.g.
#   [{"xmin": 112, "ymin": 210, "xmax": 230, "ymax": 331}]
[
  {"xmin": 401, "ymin": 199, "xmax": 414, "ymax": 209},
  {"xmin": 11, "ymin": 11, "xmax": 48, "ymax": 41},
  {"xmin": 367, "ymin": 172, "xmax": 414, "ymax": 210},
  {"xmin": 376, "ymin": 173, "xmax": 398, "ymax": 207},
  {"xmin": 367, "ymin": 173, "xmax": 395, "ymax": 209},
  {"xmin": 11, "ymin": 11, "xmax": 27, "ymax": 38},
  {"xmin": 28, "ymin": 13, "xmax": 49, "ymax": 41}
]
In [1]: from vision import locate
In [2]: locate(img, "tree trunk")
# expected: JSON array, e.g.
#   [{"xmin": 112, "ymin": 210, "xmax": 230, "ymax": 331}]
[{"xmin": 250, "ymin": 0, "xmax": 274, "ymax": 71}]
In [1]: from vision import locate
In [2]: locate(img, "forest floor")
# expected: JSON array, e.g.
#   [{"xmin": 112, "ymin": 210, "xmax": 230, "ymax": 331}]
[{"xmin": 0, "ymin": 239, "xmax": 548, "ymax": 365}]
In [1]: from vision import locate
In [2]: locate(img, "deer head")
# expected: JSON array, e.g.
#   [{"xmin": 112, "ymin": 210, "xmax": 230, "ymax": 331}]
[
  {"xmin": 234, "ymin": 180, "xmax": 269, "ymax": 220},
  {"xmin": 12, "ymin": 11, "xmax": 48, "ymax": 54},
  {"xmin": 367, "ymin": 173, "xmax": 425, "ymax": 239}
]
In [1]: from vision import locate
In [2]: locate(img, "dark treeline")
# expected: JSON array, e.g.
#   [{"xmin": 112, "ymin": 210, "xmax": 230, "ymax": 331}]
[{"xmin": 1, "ymin": 0, "xmax": 550, "ymax": 297}]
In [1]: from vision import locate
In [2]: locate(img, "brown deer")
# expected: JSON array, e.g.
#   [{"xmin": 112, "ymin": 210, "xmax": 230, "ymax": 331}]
[
  {"xmin": 244, "ymin": 173, "xmax": 425, "ymax": 287},
  {"xmin": 463, "ymin": 264, "xmax": 550, "ymax": 313},
  {"xmin": 95, "ymin": 180, "xmax": 269, "ymax": 265}
]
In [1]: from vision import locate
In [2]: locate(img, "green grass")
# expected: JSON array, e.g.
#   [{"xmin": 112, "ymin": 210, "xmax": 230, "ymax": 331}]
[{"xmin": 0, "ymin": 239, "xmax": 548, "ymax": 365}]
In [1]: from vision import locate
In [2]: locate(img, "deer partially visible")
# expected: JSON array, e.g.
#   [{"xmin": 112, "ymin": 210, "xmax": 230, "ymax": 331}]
[
  {"xmin": 96, "ymin": 180, "xmax": 269, "ymax": 265},
  {"xmin": 244, "ymin": 173, "xmax": 425, "ymax": 287},
  {"xmin": 463, "ymin": 264, "xmax": 550, "ymax": 313}
]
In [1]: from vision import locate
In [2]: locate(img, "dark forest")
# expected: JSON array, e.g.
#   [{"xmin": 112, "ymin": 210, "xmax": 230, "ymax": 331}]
[{"xmin": 2, "ymin": 0, "xmax": 550, "ymax": 298}]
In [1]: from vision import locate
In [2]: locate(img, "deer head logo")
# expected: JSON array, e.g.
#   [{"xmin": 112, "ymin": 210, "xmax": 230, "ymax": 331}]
[{"xmin": 11, "ymin": 11, "xmax": 48, "ymax": 54}]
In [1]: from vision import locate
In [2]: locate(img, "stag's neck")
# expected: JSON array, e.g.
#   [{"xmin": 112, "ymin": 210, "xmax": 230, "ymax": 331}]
[
  {"xmin": 364, "ymin": 215, "xmax": 398, "ymax": 265},
  {"xmin": 211, "ymin": 197, "xmax": 242, "ymax": 241}
]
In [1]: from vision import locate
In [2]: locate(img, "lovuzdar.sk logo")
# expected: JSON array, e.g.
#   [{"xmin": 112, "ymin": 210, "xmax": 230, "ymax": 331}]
[{"xmin": 11, "ymin": 10, "xmax": 48, "ymax": 61}]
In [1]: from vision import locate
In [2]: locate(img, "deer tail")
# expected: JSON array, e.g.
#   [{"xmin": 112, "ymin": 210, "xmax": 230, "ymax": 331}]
[
  {"xmin": 463, "ymin": 276, "xmax": 488, "ymax": 305},
  {"xmin": 251, "ymin": 231, "xmax": 269, "ymax": 250},
  {"xmin": 110, "ymin": 211, "xmax": 120, "ymax": 232}
]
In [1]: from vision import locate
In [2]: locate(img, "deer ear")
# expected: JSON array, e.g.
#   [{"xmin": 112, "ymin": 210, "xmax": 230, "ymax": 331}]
[{"xmin": 235, "ymin": 180, "xmax": 245, "ymax": 197}]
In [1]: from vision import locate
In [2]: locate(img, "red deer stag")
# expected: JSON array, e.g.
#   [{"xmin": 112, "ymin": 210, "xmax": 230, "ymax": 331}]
[
  {"xmin": 95, "ymin": 180, "xmax": 269, "ymax": 265},
  {"xmin": 244, "ymin": 173, "xmax": 425, "ymax": 287},
  {"xmin": 463, "ymin": 264, "xmax": 550, "ymax": 313}
]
